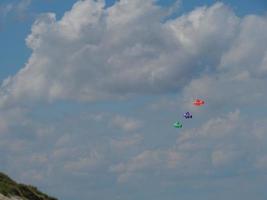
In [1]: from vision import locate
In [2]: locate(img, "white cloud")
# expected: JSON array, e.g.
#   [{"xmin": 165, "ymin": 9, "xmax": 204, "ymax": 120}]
[
  {"xmin": 0, "ymin": 0, "xmax": 31, "ymax": 24},
  {"xmin": 219, "ymin": 15, "xmax": 267, "ymax": 77},
  {"xmin": 63, "ymin": 150, "xmax": 104, "ymax": 172},
  {"xmin": 255, "ymin": 155, "xmax": 267, "ymax": 169},
  {"xmin": 0, "ymin": 1, "xmax": 267, "ymax": 199},
  {"xmin": 211, "ymin": 149, "xmax": 244, "ymax": 168},
  {"xmin": 30, "ymin": 153, "xmax": 48, "ymax": 164},
  {"xmin": 16, "ymin": 0, "xmax": 31, "ymax": 20},
  {"xmin": 110, "ymin": 134, "xmax": 143, "ymax": 150},
  {"xmin": 0, "ymin": 107, "xmax": 28, "ymax": 135},
  {"xmin": 0, "ymin": 1, "xmax": 258, "ymax": 106},
  {"xmin": 111, "ymin": 115, "xmax": 142, "ymax": 132},
  {"xmin": 0, "ymin": 3, "xmax": 13, "ymax": 19},
  {"xmin": 110, "ymin": 149, "xmax": 166, "ymax": 182},
  {"xmin": 111, "ymin": 110, "xmax": 267, "ymax": 182}
]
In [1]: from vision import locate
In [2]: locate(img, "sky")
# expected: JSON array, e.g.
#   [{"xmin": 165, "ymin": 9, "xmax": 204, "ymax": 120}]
[{"xmin": 0, "ymin": 0, "xmax": 267, "ymax": 200}]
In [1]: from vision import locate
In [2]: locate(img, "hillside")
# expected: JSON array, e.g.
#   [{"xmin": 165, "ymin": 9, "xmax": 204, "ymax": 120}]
[{"xmin": 0, "ymin": 172, "xmax": 57, "ymax": 200}]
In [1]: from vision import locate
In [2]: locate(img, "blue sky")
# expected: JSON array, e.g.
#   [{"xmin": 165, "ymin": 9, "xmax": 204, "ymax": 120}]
[{"xmin": 0, "ymin": 1, "xmax": 267, "ymax": 200}]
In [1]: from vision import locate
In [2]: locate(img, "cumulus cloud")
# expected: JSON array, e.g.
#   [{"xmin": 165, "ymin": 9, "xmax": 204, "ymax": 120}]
[
  {"xmin": 219, "ymin": 15, "xmax": 267, "ymax": 77},
  {"xmin": 0, "ymin": 107, "xmax": 28, "ymax": 135},
  {"xmin": 178, "ymin": 16, "xmax": 267, "ymax": 111},
  {"xmin": 2, "ymin": 1, "xmax": 262, "ymax": 106},
  {"xmin": 111, "ymin": 115, "xmax": 142, "ymax": 132},
  {"xmin": 110, "ymin": 134, "xmax": 143, "ymax": 150},
  {"xmin": 0, "ymin": 3, "xmax": 13, "ymax": 19},
  {"xmin": 0, "ymin": 1, "xmax": 267, "ymax": 199},
  {"xmin": 110, "ymin": 149, "xmax": 167, "ymax": 182},
  {"xmin": 71, "ymin": 112, "xmax": 142, "ymax": 133},
  {"xmin": 111, "ymin": 110, "xmax": 267, "ymax": 182},
  {"xmin": 0, "ymin": 0, "xmax": 31, "ymax": 25},
  {"xmin": 63, "ymin": 150, "xmax": 105, "ymax": 172}
]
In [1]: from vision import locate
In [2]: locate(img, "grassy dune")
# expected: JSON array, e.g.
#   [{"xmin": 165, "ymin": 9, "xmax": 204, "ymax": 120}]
[{"xmin": 0, "ymin": 172, "xmax": 57, "ymax": 200}]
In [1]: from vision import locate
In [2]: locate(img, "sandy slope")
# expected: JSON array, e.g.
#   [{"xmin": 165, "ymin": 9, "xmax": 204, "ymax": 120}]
[{"xmin": 0, "ymin": 194, "xmax": 24, "ymax": 200}]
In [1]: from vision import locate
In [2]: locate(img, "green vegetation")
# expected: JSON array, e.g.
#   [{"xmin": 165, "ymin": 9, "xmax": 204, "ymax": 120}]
[{"xmin": 0, "ymin": 172, "xmax": 58, "ymax": 200}]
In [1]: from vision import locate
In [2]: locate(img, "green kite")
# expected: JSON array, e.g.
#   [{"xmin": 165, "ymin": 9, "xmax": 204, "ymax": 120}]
[{"xmin": 173, "ymin": 121, "xmax": 182, "ymax": 128}]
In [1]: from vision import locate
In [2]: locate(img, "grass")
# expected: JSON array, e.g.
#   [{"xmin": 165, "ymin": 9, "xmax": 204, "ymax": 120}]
[{"xmin": 0, "ymin": 172, "xmax": 58, "ymax": 200}]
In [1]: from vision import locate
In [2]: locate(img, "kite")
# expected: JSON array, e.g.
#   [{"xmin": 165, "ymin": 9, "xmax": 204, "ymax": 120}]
[
  {"xmin": 184, "ymin": 112, "xmax": 192, "ymax": 119},
  {"xmin": 173, "ymin": 121, "xmax": 182, "ymax": 128},
  {"xmin": 193, "ymin": 99, "xmax": 205, "ymax": 106}
]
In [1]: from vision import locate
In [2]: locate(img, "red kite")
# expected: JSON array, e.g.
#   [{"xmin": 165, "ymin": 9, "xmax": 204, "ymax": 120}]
[{"xmin": 193, "ymin": 99, "xmax": 205, "ymax": 106}]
